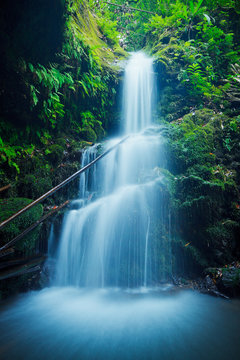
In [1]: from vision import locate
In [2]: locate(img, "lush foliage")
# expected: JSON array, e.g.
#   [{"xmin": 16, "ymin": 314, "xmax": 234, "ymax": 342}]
[
  {"xmin": 0, "ymin": 198, "xmax": 43, "ymax": 253},
  {"xmin": 165, "ymin": 108, "xmax": 240, "ymax": 272},
  {"xmin": 0, "ymin": 0, "xmax": 126, "ymax": 178},
  {"xmin": 144, "ymin": 0, "xmax": 240, "ymax": 108},
  {"xmin": 97, "ymin": 0, "xmax": 240, "ymax": 112}
]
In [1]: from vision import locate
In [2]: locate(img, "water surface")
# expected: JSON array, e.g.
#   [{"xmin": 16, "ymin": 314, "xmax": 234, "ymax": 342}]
[{"xmin": 0, "ymin": 287, "xmax": 240, "ymax": 360}]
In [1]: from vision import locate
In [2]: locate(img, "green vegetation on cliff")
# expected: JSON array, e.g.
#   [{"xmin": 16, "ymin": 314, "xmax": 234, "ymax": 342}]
[
  {"xmin": 0, "ymin": 0, "xmax": 126, "ymax": 182},
  {"xmin": 165, "ymin": 108, "xmax": 240, "ymax": 275},
  {"xmin": 0, "ymin": 198, "xmax": 43, "ymax": 253}
]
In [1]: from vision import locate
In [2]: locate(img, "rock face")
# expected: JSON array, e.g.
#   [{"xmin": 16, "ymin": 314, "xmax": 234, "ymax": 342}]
[
  {"xmin": 206, "ymin": 263, "xmax": 240, "ymax": 297},
  {"xmin": 160, "ymin": 109, "xmax": 240, "ymax": 281}
]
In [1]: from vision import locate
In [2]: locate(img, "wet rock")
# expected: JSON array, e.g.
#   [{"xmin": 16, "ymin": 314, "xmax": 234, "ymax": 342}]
[
  {"xmin": 39, "ymin": 259, "xmax": 56, "ymax": 288},
  {"xmin": 205, "ymin": 262, "xmax": 240, "ymax": 297},
  {"xmin": 172, "ymin": 275, "xmax": 230, "ymax": 298},
  {"xmin": 221, "ymin": 266, "xmax": 240, "ymax": 289}
]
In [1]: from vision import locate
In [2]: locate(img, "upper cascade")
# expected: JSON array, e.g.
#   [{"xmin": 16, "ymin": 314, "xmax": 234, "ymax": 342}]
[{"xmin": 123, "ymin": 52, "xmax": 154, "ymax": 134}]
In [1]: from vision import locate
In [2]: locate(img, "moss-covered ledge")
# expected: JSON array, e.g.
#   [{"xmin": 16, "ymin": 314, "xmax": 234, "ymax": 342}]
[{"xmin": 0, "ymin": 198, "xmax": 43, "ymax": 254}]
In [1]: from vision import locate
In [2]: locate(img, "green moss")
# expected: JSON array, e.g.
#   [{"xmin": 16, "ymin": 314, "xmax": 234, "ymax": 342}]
[
  {"xmin": 93, "ymin": 121, "xmax": 105, "ymax": 141},
  {"xmin": 175, "ymin": 175, "xmax": 224, "ymax": 202},
  {"xmin": 45, "ymin": 144, "xmax": 64, "ymax": 165},
  {"xmin": 184, "ymin": 244, "xmax": 208, "ymax": 268},
  {"xmin": 157, "ymin": 85, "xmax": 190, "ymax": 123},
  {"xmin": 173, "ymin": 236, "xmax": 208, "ymax": 270},
  {"xmin": 168, "ymin": 113, "xmax": 216, "ymax": 174},
  {"xmin": 222, "ymin": 268, "xmax": 240, "ymax": 287},
  {"xmin": 185, "ymin": 164, "xmax": 213, "ymax": 180},
  {"xmin": 80, "ymin": 126, "xmax": 97, "ymax": 143},
  {"xmin": 182, "ymin": 109, "xmax": 215, "ymax": 128},
  {"xmin": 0, "ymin": 198, "xmax": 43, "ymax": 253},
  {"xmin": 179, "ymin": 195, "xmax": 216, "ymax": 226},
  {"xmin": 79, "ymin": 111, "xmax": 105, "ymax": 141},
  {"xmin": 67, "ymin": 1, "xmax": 127, "ymax": 70},
  {"xmin": 18, "ymin": 174, "xmax": 52, "ymax": 199},
  {"xmin": 55, "ymin": 138, "xmax": 67, "ymax": 148},
  {"xmin": 207, "ymin": 220, "xmax": 239, "ymax": 246}
]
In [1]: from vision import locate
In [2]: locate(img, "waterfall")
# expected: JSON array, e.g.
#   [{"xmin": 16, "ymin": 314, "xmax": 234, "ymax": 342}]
[
  {"xmin": 1, "ymin": 53, "xmax": 240, "ymax": 360},
  {"xmin": 79, "ymin": 143, "xmax": 99, "ymax": 200},
  {"xmin": 123, "ymin": 52, "xmax": 154, "ymax": 133},
  {"xmin": 55, "ymin": 52, "xmax": 171, "ymax": 288}
]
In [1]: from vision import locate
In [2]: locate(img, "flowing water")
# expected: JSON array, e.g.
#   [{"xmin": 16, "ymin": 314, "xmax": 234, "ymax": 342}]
[
  {"xmin": 0, "ymin": 52, "xmax": 240, "ymax": 360},
  {"xmin": 0, "ymin": 287, "xmax": 240, "ymax": 360},
  {"xmin": 55, "ymin": 51, "xmax": 169, "ymax": 287}
]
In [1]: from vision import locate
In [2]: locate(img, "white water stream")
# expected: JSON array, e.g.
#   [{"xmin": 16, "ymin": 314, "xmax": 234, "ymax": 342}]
[{"xmin": 55, "ymin": 52, "xmax": 168, "ymax": 288}]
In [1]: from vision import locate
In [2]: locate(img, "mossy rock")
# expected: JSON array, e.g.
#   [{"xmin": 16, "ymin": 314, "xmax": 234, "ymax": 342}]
[
  {"xmin": 113, "ymin": 45, "xmax": 128, "ymax": 58},
  {"xmin": 178, "ymin": 195, "xmax": 218, "ymax": 228},
  {"xmin": 55, "ymin": 137, "xmax": 67, "ymax": 148},
  {"xmin": 221, "ymin": 268, "xmax": 240, "ymax": 288},
  {"xmin": 45, "ymin": 144, "xmax": 65, "ymax": 165},
  {"xmin": 80, "ymin": 126, "xmax": 97, "ymax": 143},
  {"xmin": 182, "ymin": 243, "xmax": 208, "ymax": 268},
  {"xmin": 167, "ymin": 114, "xmax": 215, "ymax": 172},
  {"xmin": 0, "ymin": 274, "xmax": 34, "ymax": 299},
  {"xmin": 17, "ymin": 174, "xmax": 52, "ymax": 199},
  {"xmin": 0, "ymin": 198, "xmax": 43, "ymax": 253},
  {"xmin": 186, "ymin": 165, "xmax": 213, "ymax": 180},
  {"xmin": 172, "ymin": 236, "xmax": 208, "ymax": 275},
  {"xmin": 206, "ymin": 220, "xmax": 239, "ymax": 261},
  {"xmin": 223, "ymin": 180, "xmax": 238, "ymax": 202},
  {"xmin": 158, "ymin": 86, "xmax": 189, "ymax": 122},
  {"xmin": 93, "ymin": 121, "xmax": 105, "ymax": 141},
  {"xmin": 175, "ymin": 175, "xmax": 223, "ymax": 202},
  {"xmin": 206, "ymin": 265, "xmax": 240, "ymax": 296},
  {"xmin": 18, "ymin": 154, "xmax": 45, "ymax": 174},
  {"xmin": 183, "ymin": 109, "xmax": 215, "ymax": 126},
  {"xmin": 0, "ymin": 172, "xmax": 10, "ymax": 189}
]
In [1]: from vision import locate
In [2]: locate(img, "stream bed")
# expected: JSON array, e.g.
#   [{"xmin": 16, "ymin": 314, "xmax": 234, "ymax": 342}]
[{"xmin": 0, "ymin": 287, "xmax": 240, "ymax": 360}]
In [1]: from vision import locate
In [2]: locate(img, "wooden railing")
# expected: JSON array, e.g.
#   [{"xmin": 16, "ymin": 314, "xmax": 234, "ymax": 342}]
[
  {"xmin": 0, "ymin": 136, "xmax": 129, "ymax": 230},
  {"xmin": 0, "ymin": 136, "xmax": 129, "ymax": 263}
]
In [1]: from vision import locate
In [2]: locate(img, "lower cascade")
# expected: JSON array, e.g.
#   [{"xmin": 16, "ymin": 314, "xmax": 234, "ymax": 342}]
[{"xmin": 55, "ymin": 52, "xmax": 171, "ymax": 288}]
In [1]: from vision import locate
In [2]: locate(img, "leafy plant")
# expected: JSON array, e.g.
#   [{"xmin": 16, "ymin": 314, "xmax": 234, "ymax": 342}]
[
  {"xmin": 223, "ymin": 63, "xmax": 240, "ymax": 102},
  {"xmin": 0, "ymin": 137, "xmax": 35, "ymax": 174}
]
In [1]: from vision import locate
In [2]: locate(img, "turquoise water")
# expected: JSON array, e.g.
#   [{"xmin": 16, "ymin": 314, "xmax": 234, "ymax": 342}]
[{"xmin": 0, "ymin": 287, "xmax": 240, "ymax": 360}]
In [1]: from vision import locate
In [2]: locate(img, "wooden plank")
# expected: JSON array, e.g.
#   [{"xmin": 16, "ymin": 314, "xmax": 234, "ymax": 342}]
[
  {"xmin": 0, "ymin": 256, "xmax": 44, "ymax": 270},
  {"xmin": 0, "ymin": 184, "xmax": 11, "ymax": 193},
  {"xmin": 0, "ymin": 256, "xmax": 46, "ymax": 281},
  {"xmin": 0, "ymin": 248, "xmax": 14, "ymax": 258}
]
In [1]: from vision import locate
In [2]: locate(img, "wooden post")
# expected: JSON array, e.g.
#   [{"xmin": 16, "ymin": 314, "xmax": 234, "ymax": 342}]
[{"xmin": 0, "ymin": 256, "xmax": 46, "ymax": 281}]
